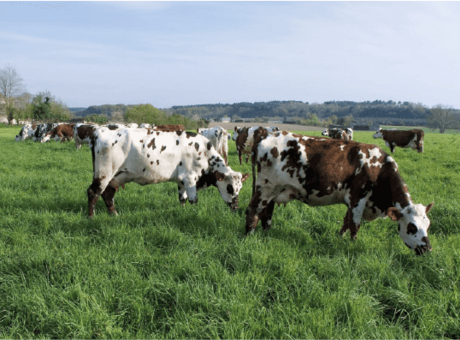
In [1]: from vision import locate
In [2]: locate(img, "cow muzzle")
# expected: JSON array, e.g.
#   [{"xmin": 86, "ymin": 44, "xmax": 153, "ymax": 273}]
[
  {"xmin": 227, "ymin": 197, "xmax": 239, "ymax": 212},
  {"xmin": 414, "ymin": 240, "xmax": 432, "ymax": 255}
]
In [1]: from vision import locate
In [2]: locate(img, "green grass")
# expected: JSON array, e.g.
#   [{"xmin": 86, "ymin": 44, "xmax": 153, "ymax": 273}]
[{"xmin": 1, "ymin": 124, "xmax": 460, "ymax": 339}]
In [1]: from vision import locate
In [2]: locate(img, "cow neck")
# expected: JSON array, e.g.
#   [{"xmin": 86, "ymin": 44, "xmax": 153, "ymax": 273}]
[{"xmin": 388, "ymin": 170, "xmax": 412, "ymax": 209}]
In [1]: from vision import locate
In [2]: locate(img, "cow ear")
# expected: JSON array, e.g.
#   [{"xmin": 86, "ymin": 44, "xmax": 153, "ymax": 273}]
[
  {"xmin": 426, "ymin": 202, "xmax": 434, "ymax": 214},
  {"xmin": 241, "ymin": 173, "xmax": 250, "ymax": 183},
  {"xmin": 234, "ymin": 126, "xmax": 238, "ymax": 131},
  {"xmin": 387, "ymin": 207, "xmax": 403, "ymax": 221},
  {"xmin": 214, "ymin": 171, "xmax": 226, "ymax": 181}
]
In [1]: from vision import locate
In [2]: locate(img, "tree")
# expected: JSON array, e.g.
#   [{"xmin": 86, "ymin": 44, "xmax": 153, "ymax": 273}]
[
  {"xmin": 0, "ymin": 64, "xmax": 27, "ymax": 124},
  {"xmin": 29, "ymin": 92, "xmax": 72, "ymax": 122},
  {"xmin": 427, "ymin": 105, "xmax": 460, "ymax": 133}
]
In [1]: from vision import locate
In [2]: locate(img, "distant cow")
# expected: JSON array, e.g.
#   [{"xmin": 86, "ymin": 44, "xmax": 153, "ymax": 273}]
[
  {"xmin": 33, "ymin": 123, "xmax": 60, "ymax": 142},
  {"xmin": 245, "ymin": 130, "xmax": 434, "ymax": 255},
  {"xmin": 373, "ymin": 128, "xmax": 424, "ymax": 153},
  {"xmin": 322, "ymin": 128, "xmax": 353, "ymax": 141},
  {"xmin": 41, "ymin": 123, "xmax": 75, "ymax": 143},
  {"xmin": 87, "ymin": 128, "xmax": 249, "ymax": 217},
  {"xmin": 15, "ymin": 124, "xmax": 38, "ymax": 141},
  {"xmin": 153, "ymin": 124, "xmax": 185, "ymax": 132},
  {"xmin": 73, "ymin": 123, "xmax": 99, "ymax": 149},
  {"xmin": 233, "ymin": 126, "xmax": 279, "ymax": 165},
  {"xmin": 140, "ymin": 123, "xmax": 155, "ymax": 128},
  {"xmin": 197, "ymin": 126, "xmax": 230, "ymax": 165}
]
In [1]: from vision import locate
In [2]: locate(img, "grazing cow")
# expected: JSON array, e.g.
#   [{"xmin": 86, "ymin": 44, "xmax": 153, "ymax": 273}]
[
  {"xmin": 87, "ymin": 128, "xmax": 250, "ymax": 217},
  {"xmin": 15, "ymin": 124, "xmax": 38, "ymax": 141},
  {"xmin": 41, "ymin": 123, "xmax": 75, "ymax": 143},
  {"xmin": 140, "ymin": 123, "xmax": 154, "ymax": 128},
  {"xmin": 322, "ymin": 128, "xmax": 353, "ymax": 141},
  {"xmin": 245, "ymin": 130, "xmax": 434, "ymax": 255},
  {"xmin": 233, "ymin": 126, "xmax": 280, "ymax": 165},
  {"xmin": 153, "ymin": 124, "xmax": 185, "ymax": 132},
  {"xmin": 73, "ymin": 124, "xmax": 99, "ymax": 149},
  {"xmin": 33, "ymin": 123, "xmax": 60, "ymax": 142},
  {"xmin": 197, "ymin": 126, "xmax": 230, "ymax": 165},
  {"xmin": 373, "ymin": 128, "xmax": 424, "ymax": 153}
]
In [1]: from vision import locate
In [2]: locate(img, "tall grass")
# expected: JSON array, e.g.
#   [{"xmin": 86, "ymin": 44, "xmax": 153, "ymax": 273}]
[{"xmin": 0, "ymin": 124, "xmax": 459, "ymax": 339}]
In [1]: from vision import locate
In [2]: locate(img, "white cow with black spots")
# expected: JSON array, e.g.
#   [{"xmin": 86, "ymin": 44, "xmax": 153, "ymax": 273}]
[
  {"xmin": 87, "ymin": 128, "xmax": 249, "ymax": 217},
  {"xmin": 197, "ymin": 126, "xmax": 230, "ymax": 165}
]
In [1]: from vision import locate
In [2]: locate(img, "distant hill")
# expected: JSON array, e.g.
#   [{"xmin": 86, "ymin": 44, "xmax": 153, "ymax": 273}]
[
  {"xmin": 167, "ymin": 100, "xmax": 433, "ymax": 126},
  {"xmin": 68, "ymin": 100, "xmax": 459, "ymax": 126},
  {"xmin": 68, "ymin": 107, "xmax": 87, "ymax": 113}
]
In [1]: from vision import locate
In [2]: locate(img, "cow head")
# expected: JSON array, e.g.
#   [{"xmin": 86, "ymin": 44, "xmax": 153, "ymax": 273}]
[
  {"xmin": 373, "ymin": 128, "xmax": 383, "ymax": 139},
  {"xmin": 387, "ymin": 202, "xmax": 434, "ymax": 255},
  {"xmin": 232, "ymin": 126, "xmax": 242, "ymax": 141},
  {"xmin": 214, "ymin": 171, "xmax": 250, "ymax": 211},
  {"xmin": 321, "ymin": 129, "xmax": 330, "ymax": 137}
]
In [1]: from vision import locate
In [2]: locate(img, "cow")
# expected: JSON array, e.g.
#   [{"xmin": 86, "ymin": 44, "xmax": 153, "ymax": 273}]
[
  {"xmin": 15, "ymin": 124, "xmax": 38, "ymax": 141},
  {"xmin": 245, "ymin": 129, "xmax": 434, "ymax": 255},
  {"xmin": 33, "ymin": 123, "xmax": 60, "ymax": 142},
  {"xmin": 373, "ymin": 128, "xmax": 424, "ymax": 153},
  {"xmin": 322, "ymin": 128, "xmax": 353, "ymax": 141},
  {"xmin": 140, "ymin": 123, "xmax": 154, "ymax": 128},
  {"xmin": 233, "ymin": 126, "xmax": 279, "ymax": 165},
  {"xmin": 73, "ymin": 123, "xmax": 99, "ymax": 149},
  {"xmin": 152, "ymin": 124, "xmax": 185, "ymax": 132},
  {"xmin": 41, "ymin": 123, "xmax": 75, "ymax": 143},
  {"xmin": 197, "ymin": 126, "xmax": 230, "ymax": 165},
  {"xmin": 87, "ymin": 128, "xmax": 250, "ymax": 217}
]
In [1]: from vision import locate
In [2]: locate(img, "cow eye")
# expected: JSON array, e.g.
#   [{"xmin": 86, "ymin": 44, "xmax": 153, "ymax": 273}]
[{"xmin": 407, "ymin": 223, "xmax": 417, "ymax": 235}]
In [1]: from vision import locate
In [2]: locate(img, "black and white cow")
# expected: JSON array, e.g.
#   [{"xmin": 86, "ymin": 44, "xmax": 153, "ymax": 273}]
[
  {"xmin": 245, "ymin": 129, "xmax": 434, "ymax": 255},
  {"xmin": 15, "ymin": 124, "xmax": 38, "ymax": 141},
  {"xmin": 87, "ymin": 127, "xmax": 249, "ymax": 217},
  {"xmin": 33, "ymin": 123, "xmax": 60, "ymax": 142},
  {"xmin": 197, "ymin": 126, "xmax": 230, "ymax": 165}
]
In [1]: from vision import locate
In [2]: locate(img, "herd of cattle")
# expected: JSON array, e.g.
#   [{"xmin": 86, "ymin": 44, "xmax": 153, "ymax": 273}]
[{"xmin": 14, "ymin": 122, "xmax": 432, "ymax": 255}]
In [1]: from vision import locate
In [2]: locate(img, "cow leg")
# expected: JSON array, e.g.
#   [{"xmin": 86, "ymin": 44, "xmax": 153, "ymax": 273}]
[
  {"xmin": 245, "ymin": 153, "xmax": 250, "ymax": 164},
  {"xmin": 245, "ymin": 188, "xmax": 276, "ymax": 234},
  {"xmin": 340, "ymin": 193, "xmax": 370, "ymax": 239},
  {"xmin": 177, "ymin": 184, "xmax": 188, "ymax": 206},
  {"xmin": 182, "ymin": 178, "xmax": 198, "ymax": 204},
  {"xmin": 238, "ymin": 150, "xmax": 242, "ymax": 165},
  {"xmin": 260, "ymin": 201, "xmax": 275, "ymax": 231},
  {"xmin": 390, "ymin": 144, "xmax": 395, "ymax": 153},
  {"xmin": 101, "ymin": 185, "xmax": 118, "ymax": 215},
  {"xmin": 87, "ymin": 178, "xmax": 103, "ymax": 218}
]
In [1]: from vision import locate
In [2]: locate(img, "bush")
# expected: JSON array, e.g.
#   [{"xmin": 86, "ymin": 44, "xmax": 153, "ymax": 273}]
[{"xmin": 87, "ymin": 114, "xmax": 109, "ymax": 125}]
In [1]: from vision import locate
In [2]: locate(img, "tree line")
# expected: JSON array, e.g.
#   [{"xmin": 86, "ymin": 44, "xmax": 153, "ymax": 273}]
[{"xmin": 1, "ymin": 64, "xmax": 459, "ymax": 132}]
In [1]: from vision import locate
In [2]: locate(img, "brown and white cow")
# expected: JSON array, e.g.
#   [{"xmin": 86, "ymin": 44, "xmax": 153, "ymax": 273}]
[
  {"xmin": 41, "ymin": 123, "xmax": 75, "ymax": 143},
  {"xmin": 245, "ymin": 130, "xmax": 434, "ymax": 255},
  {"xmin": 15, "ymin": 124, "xmax": 38, "ymax": 141},
  {"xmin": 197, "ymin": 126, "xmax": 229, "ymax": 165},
  {"xmin": 152, "ymin": 124, "xmax": 185, "ymax": 132},
  {"xmin": 373, "ymin": 128, "xmax": 424, "ymax": 153},
  {"xmin": 73, "ymin": 123, "xmax": 99, "ymax": 149},
  {"xmin": 87, "ymin": 128, "xmax": 249, "ymax": 217},
  {"xmin": 233, "ymin": 126, "xmax": 279, "ymax": 165},
  {"xmin": 322, "ymin": 128, "xmax": 353, "ymax": 141}
]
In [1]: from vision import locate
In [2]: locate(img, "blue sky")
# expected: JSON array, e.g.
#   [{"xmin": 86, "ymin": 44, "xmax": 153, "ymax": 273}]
[{"xmin": 1, "ymin": 1, "xmax": 459, "ymax": 109}]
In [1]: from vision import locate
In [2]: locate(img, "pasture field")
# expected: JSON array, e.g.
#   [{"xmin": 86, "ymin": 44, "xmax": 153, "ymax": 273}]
[{"xmin": 1, "ymin": 124, "xmax": 460, "ymax": 339}]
